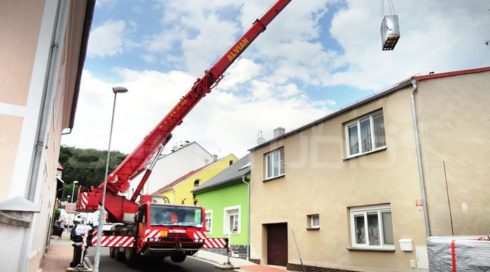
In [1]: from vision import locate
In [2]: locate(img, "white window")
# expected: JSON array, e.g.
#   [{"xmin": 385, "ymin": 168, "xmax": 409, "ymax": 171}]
[
  {"xmin": 345, "ymin": 110, "xmax": 386, "ymax": 157},
  {"xmin": 265, "ymin": 148, "xmax": 285, "ymax": 180},
  {"xmin": 224, "ymin": 206, "xmax": 240, "ymax": 234},
  {"xmin": 350, "ymin": 205, "xmax": 394, "ymax": 250},
  {"xmin": 205, "ymin": 210, "xmax": 212, "ymax": 233},
  {"xmin": 307, "ymin": 214, "xmax": 320, "ymax": 229}
]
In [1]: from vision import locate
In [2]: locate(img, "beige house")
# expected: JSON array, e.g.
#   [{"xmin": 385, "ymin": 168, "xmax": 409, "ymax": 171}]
[
  {"xmin": 0, "ymin": 1, "xmax": 94, "ymax": 271},
  {"xmin": 249, "ymin": 67, "xmax": 490, "ymax": 272}
]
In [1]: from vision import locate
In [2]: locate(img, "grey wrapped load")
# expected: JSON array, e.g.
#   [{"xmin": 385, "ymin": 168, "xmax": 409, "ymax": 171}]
[{"xmin": 427, "ymin": 236, "xmax": 490, "ymax": 271}]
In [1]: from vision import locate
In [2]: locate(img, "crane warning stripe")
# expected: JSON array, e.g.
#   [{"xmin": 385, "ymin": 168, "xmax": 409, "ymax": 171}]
[
  {"xmin": 202, "ymin": 238, "xmax": 227, "ymax": 248},
  {"xmin": 91, "ymin": 235, "xmax": 134, "ymax": 247},
  {"xmin": 193, "ymin": 230, "xmax": 207, "ymax": 240},
  {"xmin": 80, "ymin": 193, "xmax": 89, "ymax": 209},
  {"xmin": 145, "ymin": 229, "xmax": 160, "ymax": 239}
]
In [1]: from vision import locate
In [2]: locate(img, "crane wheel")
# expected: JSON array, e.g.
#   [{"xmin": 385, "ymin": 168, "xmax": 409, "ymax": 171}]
[
  {"xmin": 124, "ymin": 246, "xmax": 140, "ymax": 267},
  {"xmin": 170, "ymin": 253, "xmax": 186, "ymax": 263},
  {"xmin": 116, "ymin": 247, "xmax": 125, "ymax": 262},
  {"xmin": 109, "ymin": 247, "xmax": 116, "ymax": 258}
]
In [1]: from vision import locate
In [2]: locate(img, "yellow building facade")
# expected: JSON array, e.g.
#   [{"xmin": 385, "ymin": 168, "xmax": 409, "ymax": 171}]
[{"xmin": 155, "ymin": 154, "xmax": 237, "ymax": 205}]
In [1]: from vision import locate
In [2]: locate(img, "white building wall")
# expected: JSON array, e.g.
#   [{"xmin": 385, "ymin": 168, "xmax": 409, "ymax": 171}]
[
  {"xmin": 0, "ymin": 1, "xmax": 92, "ymax": 271},
  {"xmin": 125, "ymin": 142, "xmax": 215, "ymax": 198}
]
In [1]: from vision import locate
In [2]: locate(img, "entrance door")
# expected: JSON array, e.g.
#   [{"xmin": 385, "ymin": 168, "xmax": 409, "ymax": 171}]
[{"xmin": 266, "ymin": 223, "xmax": 288, "ymax": 266}]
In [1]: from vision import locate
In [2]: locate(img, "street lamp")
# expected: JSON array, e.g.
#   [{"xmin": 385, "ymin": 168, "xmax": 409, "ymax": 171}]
[
  {"xmin": 94, "ymin": 86, "xmax": 128, "ymax": 272},
  {"xmin": 71, "ymin": 181, "xmax": 78, "ymax": 203}
]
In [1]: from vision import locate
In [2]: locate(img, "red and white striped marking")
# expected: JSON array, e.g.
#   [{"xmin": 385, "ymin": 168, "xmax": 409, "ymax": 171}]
[
  {"xmin": 79, "ymin": 193, "xmax": 89, "ymax": 210},
  {"xmin": 193, "ymin": 230, "xmax": 206, "ymax": 241},
  {"xmin": 145, "ymin": 229, "xmax": 161, "ymax": 240},
  {"xmin": 91, "ymin": 230, "xmax": 134, "ymax": 247},
  {"xmin": 193, "ymin": 231, "xmax": 227, "ymax": 248},
  {"xmin": 203, "ymin": 238, "xmax": 228, "ymax": 248},
  {"xmin": 91, "ymin": 235, "xmax": 134, "ymax": 247}
]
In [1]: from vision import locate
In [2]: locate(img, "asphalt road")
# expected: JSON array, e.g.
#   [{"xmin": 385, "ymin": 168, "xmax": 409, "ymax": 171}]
[{"xmin": 87, "ymin": 248, "xmax": 228, "ymax": 272}]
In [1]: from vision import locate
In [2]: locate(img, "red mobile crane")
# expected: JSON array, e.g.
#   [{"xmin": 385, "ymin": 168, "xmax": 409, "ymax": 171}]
[{"xmin": 76, "ymin": 0, "xmax": 292, "ymax": 266}]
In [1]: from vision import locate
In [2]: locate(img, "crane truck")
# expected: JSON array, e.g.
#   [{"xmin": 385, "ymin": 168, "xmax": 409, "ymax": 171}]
[{"xmin": 76, "ymin": 0, "xmax": 292, "ymax": 266}]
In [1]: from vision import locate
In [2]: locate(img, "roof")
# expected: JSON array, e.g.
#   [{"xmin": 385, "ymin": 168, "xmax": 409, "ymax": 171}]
[
  {"xmin": 152, "ymin": 163, "xmax": 210, "ymax": 194},
  {"xmin": 151, "ymin": 154, "xmax": 236, "ymax": 194},
  {"xmin": 68, "ymin": 0, "xmax": 96, "ymax": 130},
  {"xmin": 414, "ymin": 66, "xmax": 490, "ymax": 81},
  {"xmin": 250, "ymin": 66, "xmax": 490, "ymax": 152},
  {"xmin": 193, "ymin": 154, "xmax": 251, "ymax": 194},
  {"xmin": 129, "ymin": 141, "xmax": 212, "ymax": 180}
]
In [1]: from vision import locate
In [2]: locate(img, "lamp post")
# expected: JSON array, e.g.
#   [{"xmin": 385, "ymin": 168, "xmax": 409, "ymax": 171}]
[
  {"xmin": 71, "ymin": 181, "xmax": 78, "ymax": 203},
  {"xmin": 94, "ymin": 86, "xmax": 128, "ymax": 272}
]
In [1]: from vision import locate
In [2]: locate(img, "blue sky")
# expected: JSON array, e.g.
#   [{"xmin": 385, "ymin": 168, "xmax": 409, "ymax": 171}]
[{"xmin": 62, "ymin": 0, "xmax": 490, "ymax": 157}]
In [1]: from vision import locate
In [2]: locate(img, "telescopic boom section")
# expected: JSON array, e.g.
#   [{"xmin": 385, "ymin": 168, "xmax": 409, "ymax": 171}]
[{"xmin": 105, "ymin": 0, "xmax": 292, "ymax": 195}]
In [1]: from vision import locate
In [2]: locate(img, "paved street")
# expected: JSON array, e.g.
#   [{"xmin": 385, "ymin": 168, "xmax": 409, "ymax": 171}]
[
  {"xmin": 40, "ymin": 234, "xmax": 284, "ymax": 272},
  {"xmin": 87, "ymin": 248, "xmax": 231, "ymax": 272}
]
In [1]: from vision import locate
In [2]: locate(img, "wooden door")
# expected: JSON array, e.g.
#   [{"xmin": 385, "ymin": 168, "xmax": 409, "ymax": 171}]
[{"xmin": 266, "ymin": 223, "xmax": 288, "ymax": 266}]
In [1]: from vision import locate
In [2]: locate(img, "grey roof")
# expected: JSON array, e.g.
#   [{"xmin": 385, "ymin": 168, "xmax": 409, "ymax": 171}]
[{"xmin": 193, "ymin": 154, "xmax": 250, "ymax": 194}]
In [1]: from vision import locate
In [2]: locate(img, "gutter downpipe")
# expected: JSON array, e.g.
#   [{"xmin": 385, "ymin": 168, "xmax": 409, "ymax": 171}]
[
  {"xmin": 241, "ymin": 175, "xmax": 250, "ymax": 261},
  {"xmin": 410, "ymin": 79, "xmax": 431, "ymax": 237}
]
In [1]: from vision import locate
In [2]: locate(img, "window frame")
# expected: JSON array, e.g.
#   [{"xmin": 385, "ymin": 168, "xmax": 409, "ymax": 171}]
[
  {"xmin": 307, "ymin": 214, "xmax": 320, "ymax": 230},
  {"xmin": 223, "ymin": 205, "xmax": 241, "ymax": 235},
  {"xmin": 264, "ymin": 147, "xmax": 285, "ymax": 180},
  {"xmin": 345, "ymin": 110, "xmax": 386, "ymax": 158},
  {"xmin": 205, "ymin": 210, "xmax": 213, "ymax": 234},
  {"xmin": 349, "ymin": 204, "xmax": 394, "ymax": 251}
]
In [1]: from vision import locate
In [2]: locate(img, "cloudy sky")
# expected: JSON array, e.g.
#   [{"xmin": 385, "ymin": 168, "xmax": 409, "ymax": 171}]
[{"xmin": 62, "ymin": 0, "xmax": 490, "ymax": 157}]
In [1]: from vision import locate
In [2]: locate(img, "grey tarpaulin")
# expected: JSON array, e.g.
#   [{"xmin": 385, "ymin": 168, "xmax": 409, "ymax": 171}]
[{"xmin": 427, "ymin": 236, "xmax": 490, "ymax": 271}]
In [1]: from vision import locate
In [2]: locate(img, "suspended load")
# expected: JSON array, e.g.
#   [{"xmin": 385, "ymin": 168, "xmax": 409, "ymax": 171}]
[{"xmin": 380, "ymin": 0, "xmax": 400, "ymax": 50}]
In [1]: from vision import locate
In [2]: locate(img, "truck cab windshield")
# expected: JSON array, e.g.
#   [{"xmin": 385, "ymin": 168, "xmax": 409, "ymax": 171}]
[{"xmin": 150, "ymin": 205, "xmax": 203, "ymax": 227}]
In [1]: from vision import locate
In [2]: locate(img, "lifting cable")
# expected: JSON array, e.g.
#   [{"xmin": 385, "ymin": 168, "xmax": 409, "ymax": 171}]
[{"xmin": 381, "ymin": 0, "xmax": 396, "ymax": 20}]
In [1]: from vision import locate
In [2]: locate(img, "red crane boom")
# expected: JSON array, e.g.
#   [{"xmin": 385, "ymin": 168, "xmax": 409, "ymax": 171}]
[{"xmin": 105, "ymin": 0, "xmax": 292, "ymax": 196}]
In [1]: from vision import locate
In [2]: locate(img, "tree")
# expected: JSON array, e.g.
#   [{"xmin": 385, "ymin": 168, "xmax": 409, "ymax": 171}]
[{"xmin": 59, "ymin": 146, "xmax": 127, "ymax": 192}]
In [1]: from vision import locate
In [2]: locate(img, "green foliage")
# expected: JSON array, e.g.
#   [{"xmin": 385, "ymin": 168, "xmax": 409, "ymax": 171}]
[
  {"xmin": 59, "ymin": 146, "xmax": 126, "ymax": 188},
  {"xmin": 53, "ymin": 208, "xmax": 61, "ymax": 222}
]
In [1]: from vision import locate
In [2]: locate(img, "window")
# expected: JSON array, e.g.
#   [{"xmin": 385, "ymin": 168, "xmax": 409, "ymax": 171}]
[
  {"xmin": 205, "ymin": 210, "xmax": 212, "ymax": 233},
  {"xmin": 345, "ymin": 110, "xmax": 386, "ymax": 157},
  {"xmin": 307, "ymin": 214, "xmax": 320, "ymax": 229},
  {"xmin": 265, "ymin": 148, "xmax": 285, "ymax": 180},
  {"xmin": 224, "ymin": 206, "xmax": 240, "ymax": 234},
  {"xmin": 350, "ymin": 205, "xmax": 394, "ymax": 250},
  {"xmin": 150, "ymin": 205, "xmax": 203, "ymax": 227}
]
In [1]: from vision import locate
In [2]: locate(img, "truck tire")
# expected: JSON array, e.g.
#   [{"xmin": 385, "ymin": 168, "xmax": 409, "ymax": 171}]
[
  {"xmin": 109, "ymin": 247, "xmax": 116, "ymax": 258},
  {"xmin": 170, "ymin": 253, "xmax": 186, "ymax": 263},
  {"xmin": 116, "ymin": 247, "xmax": 125, "ymax": 262},
  {"xmin": 124, "ymin": 246, "xmax": 139, "ymax": 267}
]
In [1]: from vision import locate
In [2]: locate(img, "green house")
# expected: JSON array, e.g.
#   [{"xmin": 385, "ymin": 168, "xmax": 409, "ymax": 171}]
[{"xmin": 193, "ymin": 154, "xmax": 250, "ymax": 259}]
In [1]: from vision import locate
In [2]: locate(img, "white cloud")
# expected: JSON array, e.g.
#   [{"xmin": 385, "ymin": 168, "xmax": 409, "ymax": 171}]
[
  {"xmin": 95, "ymin": 0, "xmax": 116, "ymax": 9},
  {"xmin": 87, "ymin": 20, "xmax": 127, "ymax": 58},
  {"xmin": 219, "ymin": 58, "xmax": 261, "ymax": 90},
  {"xmin": 328, "ymin": 0, "xmax": 490, "ymax": 90},
  {"xmin": 62, "ymin": 69, "xmax": 334, "ymax": 157},
  {"xmin": 68, "ymin": 0, "xmax": 490, "ymax": 158}
]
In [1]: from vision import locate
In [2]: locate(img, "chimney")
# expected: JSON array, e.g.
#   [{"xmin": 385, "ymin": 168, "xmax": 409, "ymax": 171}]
[
  {"xmin": 273, "ymin": 127, "xmax": 285, "ymax": 138},
  {"xmin": 257, "ymin": 131, "xmax": 265, "ymax": 145}
]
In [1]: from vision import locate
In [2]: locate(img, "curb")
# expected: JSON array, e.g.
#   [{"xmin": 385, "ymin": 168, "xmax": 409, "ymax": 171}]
[
  {"xmin": 190, "ymin": 255, "xmax": 240, "ymax": 271},
  {"xmin": 214, "ymin": 263, "xmax": 241, "ymax": 270}
]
